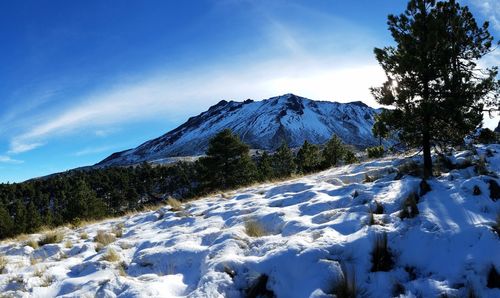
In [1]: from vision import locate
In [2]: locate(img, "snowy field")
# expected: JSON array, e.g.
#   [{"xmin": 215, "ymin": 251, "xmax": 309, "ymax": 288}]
[{"xmin": 0, "ymin": 145, "xmax": 499, "ymax": 297}]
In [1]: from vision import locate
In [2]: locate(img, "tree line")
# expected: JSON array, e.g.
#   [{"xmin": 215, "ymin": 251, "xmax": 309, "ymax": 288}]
[{"xmin": 0, "ymin": 130, "xmax": 356, "ymax": 239}]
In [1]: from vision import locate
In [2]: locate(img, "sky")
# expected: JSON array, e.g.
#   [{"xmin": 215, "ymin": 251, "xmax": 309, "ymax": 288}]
[{"xmin": 0, "ymin": 0, "xmax": 499, "ymax": 183}]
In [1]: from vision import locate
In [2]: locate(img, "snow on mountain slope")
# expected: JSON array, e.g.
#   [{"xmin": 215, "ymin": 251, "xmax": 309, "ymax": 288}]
[
  {"xmin": 1, "ymin": 145, "xmax": 499, "ymax": 297},
  {"xmin": 97, "ymin": 94, "xmax": 381, "ymax": 167}
]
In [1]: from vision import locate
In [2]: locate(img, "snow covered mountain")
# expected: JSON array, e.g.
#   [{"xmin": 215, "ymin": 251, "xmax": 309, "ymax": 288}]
[
  {"xmin": 1, "ymin": 145, "xmax": 499, "ymax": 297},
  {"xmin": 97, "ymin": 94, "xmax": 381, "ymax": 167}
]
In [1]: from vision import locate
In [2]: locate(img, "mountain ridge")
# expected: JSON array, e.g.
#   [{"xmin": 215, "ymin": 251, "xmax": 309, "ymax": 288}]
[{"xmin": 97, "ymin": 93, "xmax": 382, "ymax": 167}]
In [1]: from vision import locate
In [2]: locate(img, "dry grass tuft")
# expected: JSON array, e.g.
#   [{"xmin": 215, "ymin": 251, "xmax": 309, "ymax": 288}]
[
  {"xmin": 167, "ymin": 197, "xmax": 183, "ymax": 211},
  {"xmin": 64, "ymin": 240, "xmax": 73, "ymax": 249},
  {"xmin": 102, "ymin": 248, "xmax": 120, "ymax": 262},
  {"xmin": 0, "ymin": 255, "xmax": 7, "ymax": 273},
  {"xmin": 399, "ymin": 192, "xmax": 420, "ymax": 219},
  {"xmin": 40, "ymin": 274, "xmax": 55, "ymax": 287},
  {"xmin": 330, "ymin": 264, "xmax": 357, "ymax": 298},
  {"xmin": 370, "ymin": 233, "xmax": 394, "ymax": 272},
  {"xmin": 26, "ymin": 239, "xmax": 39, "ymax": 249},
  {"xmin": 80, "ymin": 232, "xmax": 88, "ymax": 240},
  {"xmin": 33, "ymin": 266, "xmax": 46, "ymax": 278},
  {"xmin": 94, "ymin": 230, "xmax": 116, "ymax": 246},
  {"xmin": 118, "ymin": 261, "xmax": 128, "ymax": 276},
  {"xmin": 38, "ymin": 230, "xmax": 64, "ymax": 246},
  {"xmin": 244, "ymin": 219, "xmax": 267, "ymax": 237}
]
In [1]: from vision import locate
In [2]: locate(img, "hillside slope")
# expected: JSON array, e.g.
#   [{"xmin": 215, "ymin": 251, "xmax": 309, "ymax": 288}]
[
  {"xmin": 97, "ymin": 94, "xmax": 382, "ymax": 167},
  {"xmin": 0, "ymin": 145, "xmax": 499, "ymax": 297}
]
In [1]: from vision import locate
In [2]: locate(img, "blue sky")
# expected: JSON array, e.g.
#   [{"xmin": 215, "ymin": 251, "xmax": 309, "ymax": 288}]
[{"xmin": 0, "ymin": 0, "xmax": 499, "ymax": 183}]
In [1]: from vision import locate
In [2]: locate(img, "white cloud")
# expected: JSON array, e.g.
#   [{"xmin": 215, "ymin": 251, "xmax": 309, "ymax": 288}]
[{"xmin": 0, "ymin": 155, "xmax": 24, "ymax": 164}]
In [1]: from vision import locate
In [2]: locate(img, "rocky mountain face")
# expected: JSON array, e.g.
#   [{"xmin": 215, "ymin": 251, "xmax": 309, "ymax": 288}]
[{"xmin": 97, "ymin": 94, "xmax": 382, "ymax": 167}]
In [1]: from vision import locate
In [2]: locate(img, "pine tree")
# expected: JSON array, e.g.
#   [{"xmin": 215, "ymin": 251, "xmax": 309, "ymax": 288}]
[
  {"xmin": 371, "ymin": 0, "xmax": 499, "ymax": 178},
  {"xmin": 322, "ymin": 135, "xmax": 346, "ymax": 168},
  {"xmin": 372, "ymin": 113, "xmax": 390, "ymax": 146},
  {"xmin": 272, "ymin": 142, "xmax": 296, "ymax": 178},
  {"xmin": 0, "ymin": 203, "xmax": 13, "ymax": 239},
  {"xmin": 296, "ymin": 141, "xmax": 322, "ymax": 173},
  {"xmin": 13, "ymin": 201, "xmax": 27, "ymax": 235},
  {"xmin": 257, "ymin": 151, "xmax": 274, "ymax": 181},
  {"xmin": 199, "ymin": 129, "xmax": 257, "ymax": 190},
  {"xmin": 26, "ymin": 201, "xmax": 42, "ymax": 233}
]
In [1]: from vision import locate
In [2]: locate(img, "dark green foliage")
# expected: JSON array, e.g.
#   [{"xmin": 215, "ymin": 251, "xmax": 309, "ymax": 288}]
[
  {"xmin": 296, "ymin": 141, "xmax": 322, "ymax": 173},
  {"xmin": 245, "ymin": 274, "xmax": 275, "ymax": 298},
  {"xmin": 26, "ymin": 201, "xmax": 42, "ymax": 234},
  {"xmin": 0, "ymin": 203, "xmax": 13, "ymax": 239},
  {"xmin": 371, "ymin": 0, "xmax": 499, "ymax": 178},
  {"xmin": 343, "ymin": 149, "xmax": 359, "ymax": 165},
  {"xmin": 372, "ymin": 113, "xmax": 390, "ymax": 146},
  {"xmin": 272, "ymin": 142, "xmax": 296, "ymax": 178},
  {"xmin": 489, "ymin": 179, "xmax": 500, "ymax": 201},
  {"xmin": 322, "ymin": 135, "xmax": 346, "ymax": 168},
  {"xmin": 257, "ymin": 152, "xmax": 274, "ymax": 181},
  {"xmin": 198, "ymin": 129, "xmax": 257, "ymax": 191},
  {"xmin": 366, "ymin": 146, "xmax": 384, "ymax": 158},
  {"xmin": 370, "ymin": 233, "xmax": 394, "ymax": 272},
  {"xmin": 487, "ymin": 265, "xmax": 500, "ymax": 289},
  {"xmin": 477, "ymin": 128, "xmax": 498, "ymax": 144}
]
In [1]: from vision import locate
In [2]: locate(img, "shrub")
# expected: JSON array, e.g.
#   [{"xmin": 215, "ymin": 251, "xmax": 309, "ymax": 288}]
[
  {"xmin": 366, "ymin": 146, "xmax": 384, "ymax": 158},
  {"xmin": 487, "ymin": 265, "xmax": 500, "ymax": 288},
  {"xmin": 367, "ymin": 212, "xmax": 375, "ymax": 226},
  {"xmin": 80, "ymin": 232, "xmax": 88, "ymax": 240},
  {"xmin": 370, "ymin": 233, "xmax": 394, "ymax": 272},
  {"xmin": 118, "ymin": 261, "xmax": 128, "ymax": 276},
  {"xmin": 472, "ymin": 185, "xmax": 481, "ymax": 195},
  {"xmin": 245, "ymin": 274, "xmax": 274, "ymax": 298},
  {"xmin": 94, "ymin": 230, "xmax": 116, "ymax": 246},
  {"xmin": 474, "ymin": 157, "xmax": 489, "ymax": 175},
  {"xmin": 102, "ymin": 248, "xmax": 120, "ymax": 262},
  {"xmin": 344, "ymin": 149, "xmax": 359, "ymax": 165},
  {"xmin": 399, "ymin": 193, "xmax": 419, "ymax": 219},
  {"xmin": 167, "ymin": 197, "xmax": 183, "ymax": 211},
  {"xmin": 244, "ymin": 219, "xmax": 266, "ymax": 238},
  {"xmin": 330, "ymin": 264, "xmax": 356, "ymax": 298},
  {"xmin": 64, "ymin": 240, "xmax": 73, "ymax": 249},
  {"xmin": 38, "ymin": 231, "xmax": 64, "ymax": 246}
]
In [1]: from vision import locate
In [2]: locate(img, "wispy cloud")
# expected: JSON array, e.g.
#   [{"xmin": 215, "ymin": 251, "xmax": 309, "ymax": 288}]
[
  {"xmin": 5, "ymin": 8, "xmax": 385, "ymax": 155},
  {"xmin": 0, "ymin": 155, "xmax": 24, "ymax": 164},
  {"xmin": 72, "ymin": 145, "xmax": 118, "ymax": 157},
  {"xmin": 468, "ymin": 0, "xmax": 500, "ymax": 30}
]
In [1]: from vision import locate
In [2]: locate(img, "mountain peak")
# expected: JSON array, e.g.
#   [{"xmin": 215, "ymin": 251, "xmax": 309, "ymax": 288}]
[{"xmin": 97, "ymin": 94, "xmax": 381, "ymax": 167}]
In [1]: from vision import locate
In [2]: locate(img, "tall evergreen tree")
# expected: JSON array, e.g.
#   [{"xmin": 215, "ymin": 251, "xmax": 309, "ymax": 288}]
[
  {"xmin": 272, "ymin": 142, "xmax": 296, "ymax": 178},
  {"xmin": 199, "ymin": 129, "xmax": 257, "ymax": 190},
  {"xmin": 26, "ymin": 201, "xmax": 42, "ymax": 233},
  {"xmin": 371, "ymin": 0, "xmax": 499, "ymax": 178},
  {"xmin": 257, "ymin": 151, "xmax": 274, "ymax": 181},
  {"xmin": 296, "ymin": 141, "xmax": 322, "ymax": 173},
  {"xmin": 0, "ymin": 203, "xmax": 13, "ymax": 239},
  {"xmin": 322, "ymin": 135, "xmax": 346, "ymax": 168}
]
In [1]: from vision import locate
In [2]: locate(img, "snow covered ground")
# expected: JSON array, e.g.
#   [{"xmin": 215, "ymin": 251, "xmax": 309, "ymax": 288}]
[{"xmin": 0, "ymin": 145, "xmax": 499, "ymax": 297}]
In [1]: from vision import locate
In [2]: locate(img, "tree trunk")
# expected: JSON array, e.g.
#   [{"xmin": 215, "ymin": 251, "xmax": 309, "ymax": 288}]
[{"xmin": 422, "ymin": 115, "xmax": 433, "ymax": 179}]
